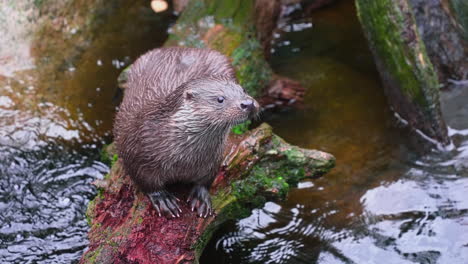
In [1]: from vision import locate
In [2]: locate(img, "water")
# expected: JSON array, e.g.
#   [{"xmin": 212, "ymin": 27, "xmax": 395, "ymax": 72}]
[
  {"xmin": 0, "ymin": 1, "xmax": 173, "ymax": 262},
  {"xmin": 202, "ymin": 1, "xmax": 468, "ymax": 263}
]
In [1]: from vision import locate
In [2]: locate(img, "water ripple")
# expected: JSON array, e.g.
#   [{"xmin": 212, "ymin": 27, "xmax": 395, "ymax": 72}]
[{"xmin": 0, "ymin": 142, "xmax": 108, "ymax": 263}]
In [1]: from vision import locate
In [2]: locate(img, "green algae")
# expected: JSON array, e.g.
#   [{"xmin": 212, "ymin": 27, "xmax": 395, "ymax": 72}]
[{"xmin": 231, "ymin": 37, "xmax": 272, "ymax": 97}]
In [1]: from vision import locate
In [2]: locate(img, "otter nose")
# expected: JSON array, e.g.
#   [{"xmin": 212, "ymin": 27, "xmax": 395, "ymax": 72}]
[{"xmin": 240, "ymin": 99, "xmax": 254, "ymax": 110}]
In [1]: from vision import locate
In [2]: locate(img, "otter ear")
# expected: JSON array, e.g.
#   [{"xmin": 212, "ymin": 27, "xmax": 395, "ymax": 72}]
[{"xmin": 184, "ymin": 90, "xmax": 196, "ymax": 100}]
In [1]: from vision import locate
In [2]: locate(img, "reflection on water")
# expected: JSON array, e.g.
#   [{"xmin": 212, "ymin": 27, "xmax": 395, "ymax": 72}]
[
  {"xmin": 0, "ymin": 1, "xmax": 173, "ymax": 262},
  {"xmin": 203, "ymin": 1, "xmax": 468, "ymax": 263}
]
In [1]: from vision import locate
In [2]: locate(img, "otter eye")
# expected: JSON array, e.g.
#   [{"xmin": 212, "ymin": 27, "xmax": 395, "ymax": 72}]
[{"xmin": 217, "ymin": 96, "xmax": 225, "ymax": 103}]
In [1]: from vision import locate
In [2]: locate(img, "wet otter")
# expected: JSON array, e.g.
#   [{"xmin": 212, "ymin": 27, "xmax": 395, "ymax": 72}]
[{"xmin": 114, "ymin": 47, "xmax": 259, "ymax": 218}]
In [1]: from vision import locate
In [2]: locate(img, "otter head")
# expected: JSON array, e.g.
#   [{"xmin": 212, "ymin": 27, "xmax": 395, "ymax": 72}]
[{"xmin": 181, "ymin": 77, "xmax": 259, "ymax": 127}]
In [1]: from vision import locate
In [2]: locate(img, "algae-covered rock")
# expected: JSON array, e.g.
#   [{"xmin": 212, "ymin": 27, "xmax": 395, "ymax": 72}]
[
  {"xmin": 356, "ymin": 0, "xmax": 450, "ymax": 145},
  {"xmin": 80, "ymin": 124, "xmax": 334, "ymax": 264}
]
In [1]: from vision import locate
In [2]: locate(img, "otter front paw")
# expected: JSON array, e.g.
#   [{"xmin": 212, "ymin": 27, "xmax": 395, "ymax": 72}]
[
  {"xmin": 148, "ymin": 190, "xmax": 182, "ymax": 218},
  {"xmin": 187, "ymin": 185, "xmax": 212, "ymax": 218}
]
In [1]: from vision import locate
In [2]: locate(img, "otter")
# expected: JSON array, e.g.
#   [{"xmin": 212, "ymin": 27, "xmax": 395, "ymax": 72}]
[{"xmin": 113, "ymin": 47, "xmax": 259, "ymax": 218}]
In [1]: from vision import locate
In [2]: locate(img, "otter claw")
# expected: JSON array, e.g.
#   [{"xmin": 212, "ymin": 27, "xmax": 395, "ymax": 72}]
[
  {"xmin": 148, "ymin": 190, "xmax": 181, "ymax": 218},
  {"xmin": 187, "ymin": 185, "xmax": 212, "ymax": 218}
]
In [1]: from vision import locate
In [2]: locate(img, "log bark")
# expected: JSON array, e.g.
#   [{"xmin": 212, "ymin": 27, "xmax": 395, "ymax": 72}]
[
  {"xmin": 449, "ymin": 0, "xmax": 468, "ymax": 41},
  {"xmin": 356, "ymin": 0, "xmax": 450, "ymax": 145},
  {"xmin": 81, "ymin": 0, "xmax": 335, "ymax": 263},
  {"xmin": 409, "ymin": 0, "xmax": 468, "ymax": 83}
]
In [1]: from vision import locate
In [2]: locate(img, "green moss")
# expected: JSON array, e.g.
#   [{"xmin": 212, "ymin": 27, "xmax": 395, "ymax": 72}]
[
  {"xmin": 211, "ymin": 189, "xmax": 234, "ymax": 209},
  {"xmin": 85, "ymin": 245, "xmax": 103, "ymax": 264},
  {"xmin": 100, "ymin": 145, "xmax": 112, "ymax": 165},
  {"xmin": 275, "ymin": 165, "xmax": 306, "ymax": 187},
  {"xmin": 205, "ymin": 0, "xmax": 254, "ymax": 26},
  {"xmin": 100, "ymin": 144, "xmax": 118, "ymax": 167},
  {"xmin": 231, "ymin": 120, "xmax": 251, "ymax": 135},
  {"xmin": 86, "ymin": 181, "xmax": 107, "ymax": 226},
  {"xmin": 283, "ymin": 148, "xmax": 307, "ymax": 165},
  {"xmin": 355, "ymin": 0, "xmax": 439, "ymax": 107},
  {"xmin": 232, "ymin": 165, "xmax": 291, "ymax": 201},
  {"xmin": 231, "ymin": 37, "xmax": 272, "ymax": 97},
  {"xmin": 97, "ymin": 188, "xmax": 105, "ymax": 199},
  {"xmin": 86, "ymin": 200, "xmax": 94, "ymax": 226},
  {"xmin": 111, "ymin": 154, "xmax": 118, "ymax": 167},
  {"xmin": 206, "ymin": 27, "xmax": 243, "ymax": 56}
]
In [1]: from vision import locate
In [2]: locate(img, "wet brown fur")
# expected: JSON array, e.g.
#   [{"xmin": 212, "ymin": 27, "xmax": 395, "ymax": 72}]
[{"xmin": 113, "ymin": 47, "xmax": 254, "ymax": 195}]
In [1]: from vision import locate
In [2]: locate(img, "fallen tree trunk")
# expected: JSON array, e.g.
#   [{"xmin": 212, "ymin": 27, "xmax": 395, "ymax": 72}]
[
  {"xmin": 356, "ymin": 0, "xmax": 450, "ymax": 145},
  {"xmin": 81, "ymin": 124, "xmax": 334, "ymax": 263},
  {"xmin": 81, "ymin": 0, "xmax": 334, "ymax": 263}
]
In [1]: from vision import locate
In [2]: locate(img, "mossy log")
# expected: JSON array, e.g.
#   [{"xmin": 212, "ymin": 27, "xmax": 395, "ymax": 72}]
[
  {"xmin": 356, "ymin": 0, "xmax": 450, "ymax": 145},
  {"xmin": 81, "ymin": 124, "xmax": 334, "ymax": 264},
  {"xmin": 81, "ymin": 0, "xmax": 334, "ymax": 263}
]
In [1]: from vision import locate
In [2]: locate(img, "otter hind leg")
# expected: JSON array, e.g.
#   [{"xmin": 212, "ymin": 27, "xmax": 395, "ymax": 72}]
[
  {"xmin": 148, "ymin": 190, "xmax": 182, "ymax": 218},
  {"xmin": 187, "ymin": 185, "xmax": 212, "ymax": 218}
]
